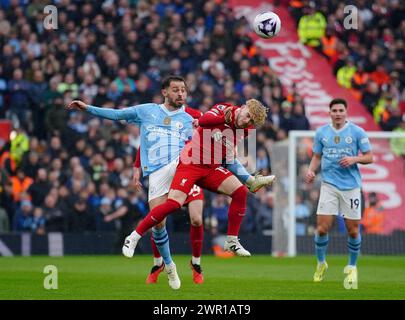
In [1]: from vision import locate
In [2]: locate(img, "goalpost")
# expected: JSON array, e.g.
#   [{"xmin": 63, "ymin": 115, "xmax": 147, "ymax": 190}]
[{"xmin": 271, "ymin": 130, "xmax": 405, "ymax": 257}]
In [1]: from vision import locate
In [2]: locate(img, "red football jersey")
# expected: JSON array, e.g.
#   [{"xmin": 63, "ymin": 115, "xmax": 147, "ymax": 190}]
[{"xmin": 181, "ymin": 103, "xmax": 254, "ymax": 167}]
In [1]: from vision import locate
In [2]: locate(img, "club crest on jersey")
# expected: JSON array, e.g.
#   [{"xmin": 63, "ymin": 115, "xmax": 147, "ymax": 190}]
[
  {"xmin": 334, "ymin": 136, "xmax": 340, "ymax": 144},
  {"xmin": 163, "ymin": 117, "xmax": 171, "ymax": 125},
  {"xmin": 345, "ymin": 136, "xmax": 353, "ymax": 144},
  {"xmin": 175, "ymin": 121, "xmax": 183, "ymax": 130}
]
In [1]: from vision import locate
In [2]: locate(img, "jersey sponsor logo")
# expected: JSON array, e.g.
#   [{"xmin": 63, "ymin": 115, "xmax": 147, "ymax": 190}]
[
  {"xmin": 345, "ymin": 136, "xmax": 353, "ymax": 144},
  {"xmin": 180, "ymin": 178, "xmax": 188, "ymax": 186},
  {"xmin": 360, "ymin": 137, "xmax": 369, "ymax": 144},
  {"xmin": 145, "ymin": 125, "xmax": 188, "ymax": 141}
]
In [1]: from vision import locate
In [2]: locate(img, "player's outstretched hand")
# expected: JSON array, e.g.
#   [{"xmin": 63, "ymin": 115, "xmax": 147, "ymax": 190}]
[
  {"xmin": 339, "ymin": 156, "xmax": 356, "ymax": 168},
  {"xmin": 305, "ymin": 170, "xmax": 316, "ymax": 184},
  {"xmin": 66, "ymin": 100, "xmax": 88, "ymax": 111}
]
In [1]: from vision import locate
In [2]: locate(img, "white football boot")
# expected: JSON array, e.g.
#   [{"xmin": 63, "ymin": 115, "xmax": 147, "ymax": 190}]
[
  {"xmin": 165, "ymin": 262, "xmax": 181, "ymax": 290},
  {"xmin": 122, "ymin": 235, "xmax": 138, "ymax": 258},
  {"xmin": 248, "ymin": 174, "xmax": 276, "ymax": 193},
  {"xmin": 223, "ymin": 237, "xmax": 251, "ymax": 257}
]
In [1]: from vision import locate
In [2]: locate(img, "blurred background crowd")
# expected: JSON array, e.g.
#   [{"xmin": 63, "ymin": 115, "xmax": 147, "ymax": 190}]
[{"xmin": 0, "ymin": 0, "xmax": 403, "ymax": 238}]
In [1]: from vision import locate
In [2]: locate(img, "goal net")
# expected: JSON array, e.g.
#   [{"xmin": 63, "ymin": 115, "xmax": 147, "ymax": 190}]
[{"xmin": 271, "ymin": 130, "xmax": 405, "ymax": 257}]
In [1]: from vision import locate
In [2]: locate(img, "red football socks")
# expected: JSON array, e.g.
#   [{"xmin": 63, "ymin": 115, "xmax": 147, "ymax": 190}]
[
  {"xmin": 190, "ymin": 224, "xmax": 204, "ymax": 258},
  {"xmin": 227, "ymin": 185, "xmax": 248, "ymax": 236},
  {"xmin": 136, "ymin": 199, "xmax": 181, "ymax": 236},
  {"xmin": 150, "ymin": 235, "xmax": 161, "ymax": 258}
]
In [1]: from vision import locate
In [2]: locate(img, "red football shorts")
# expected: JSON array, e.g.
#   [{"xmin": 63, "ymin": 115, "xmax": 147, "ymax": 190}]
[
  {"xmin": 183, "ymin": 185, "xmax": 205, "ymax": 205},
  {"xmin": 170, "ymin": 162, "xmax": 233, "ymax": 196}
]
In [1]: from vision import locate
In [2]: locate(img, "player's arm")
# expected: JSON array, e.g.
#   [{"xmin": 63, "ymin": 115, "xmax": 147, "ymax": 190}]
[
  {"xmin": 305, "ymin": 153, "xmax": 321, "ymax": 184},
  {"xmin": 339, "ymin": 151, "xmax": 373, "ymax": 167},
  {"xmin": 305, "ymin": 129, "xmax": 323, "ymax": 183},
  {"xmin": 185, "ymin": 106, "xmax": 203, "ymax": 128},
  {"xmin": 66, "ymin": 100, "xmax": 140, "ymax": 122},
  {"xmin": 340, "ymin": 128, "xmax": 373, "ymax": 167},
  {"xmin": 198, "ymin": 106, "xmax": 233, "ymax": 128},
  {"xmin": 132, "ymin": 147, "xmax": 143, "ymax": 192}
]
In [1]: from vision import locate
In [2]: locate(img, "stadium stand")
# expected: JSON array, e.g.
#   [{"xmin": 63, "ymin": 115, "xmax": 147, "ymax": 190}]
[
  {"xmin": 0, "ymin": 0, "xmax": 403, "ymax": 252},
  {"xmin": 0, "ymin": 0, "xmax": 294, "ymax": 239}
]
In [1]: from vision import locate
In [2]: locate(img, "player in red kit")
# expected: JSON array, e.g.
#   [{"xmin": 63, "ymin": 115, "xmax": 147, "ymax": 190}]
[
  {"xmin": 123, "ymin": 99, "xmax": 269, "ymax": 258},
  {"xmin": 132, "ymin": 106, "xmax": 205, "ymax": 285}
]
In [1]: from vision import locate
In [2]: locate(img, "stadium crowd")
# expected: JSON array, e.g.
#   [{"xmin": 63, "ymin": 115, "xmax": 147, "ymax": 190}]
[
  {"xmin": 292, "ymin": 0, "xmax": 405, "ymax": 129},
  {"xmin": 0, "ymin": 0, "xmax": 403, "ymax": 238}
]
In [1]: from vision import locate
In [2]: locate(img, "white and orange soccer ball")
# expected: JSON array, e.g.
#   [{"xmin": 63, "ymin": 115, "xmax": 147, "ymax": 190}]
[{"xmin": 253, "ymin": 11, "xmax": 281, "ymax": 39}]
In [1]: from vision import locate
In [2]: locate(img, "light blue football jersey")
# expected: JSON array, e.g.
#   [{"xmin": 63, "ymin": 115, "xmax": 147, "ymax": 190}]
[
  {"xmin": 313, "ymin": 122, "xmax": 371, "ymax": 190},
  {"xmin": 87, "ymin": 103, "xmax": 194, "ymax": 176}
]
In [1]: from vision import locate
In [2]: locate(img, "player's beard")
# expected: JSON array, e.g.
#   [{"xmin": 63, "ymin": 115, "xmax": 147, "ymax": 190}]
[{"xmin": 169, "ymin": 97, "xmax": 184, "ymax": 109}]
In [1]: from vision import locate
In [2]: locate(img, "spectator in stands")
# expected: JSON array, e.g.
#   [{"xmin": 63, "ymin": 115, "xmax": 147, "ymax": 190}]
[
  {"xmin": 280, "ymin": 100, "xmax": 295, "ymax": 133},
  {"xmin": 337, "ymin": 58, "xmax": 357, "ymax": 89},
  {"xmin": 0, "ymin": 206, "xmax": 9, "ymax": 233},
  {"xmin": 0, "ymin": 181, "xmax": 14, "ymax": 224},
  {"xmin": 95, "ymin": 196, "xmax": 116, "ymax": 232},
  {"xmin": 31, "ymin": 207, "xmax": 46, "ymax": 235},
  {"xmin": 28, "ymin": 168, "xmax": 51, "ymax": 207},
  {"xmin": 7, "ymin": 68, "xmax": 31, "ymax": 127},
  {"xmin": 10, "ymin": 126, "xmax": 29, "ymax": 166},
  {"xmin": 42, "ymin": 192, "xmax": 65, "ymax": 232},
  {"xmin": 374, "ymin": 92, "xmax": 399, "ymax": 124},
  {"xmin": 361, "ymin": 81, "xmax": 380, "ymax": 114},
  {"xmin": 57, "ymin": 73, "xmax": 79, "ymax": 98},
  {"xmin": 361, "ymin": 192, "xmax": 385, "ymax": 234},
  {"xmin": 291, "ymin": 102, "xmax": 310, "ymax": 130},
  {"xmin": 13, "ymin": 200, "xmax": 33, "ymax": 231},
  {"xmin": 67, "ymin": 196, "xmax": 95, "ymax": 233},
  {"xmin": 10, "ymin": 167, "xmax": 33, "ymax": 203},
  {"xmin": 321, "ymin": 27, "xmax": 339, "ymax": 62},
  {"xmin": 351, "ymin": 62, "xmax": 369, "ymax": 101},
  {"xmin": 0, "ymin": 143, "xmax": 14, "ymax": 183},
  {"xmin": 380, "ymin": 103, "xmax": 402, "ymax": 131},
  {"xmin": 20, "ymin": 150, "xmax": 40, "ymax": 179},
  {"xmin": 297, "ymin": 1, "xmax": 327, "ymax": 49}
]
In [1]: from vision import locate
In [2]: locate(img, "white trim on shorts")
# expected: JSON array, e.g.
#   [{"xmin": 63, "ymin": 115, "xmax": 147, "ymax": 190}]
[
  {"xmin": 148, "ymin": 157, "xmax": 179, "ymax": 201},
  {"xmin": 316, "ymin": 182, "xmax": 361, "ymax": 220}
]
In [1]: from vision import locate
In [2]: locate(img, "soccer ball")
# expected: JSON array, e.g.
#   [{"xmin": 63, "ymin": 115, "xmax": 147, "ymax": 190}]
[{"xmin": 253, "ymin": 11, "xmax": 281, "ymax": 39}]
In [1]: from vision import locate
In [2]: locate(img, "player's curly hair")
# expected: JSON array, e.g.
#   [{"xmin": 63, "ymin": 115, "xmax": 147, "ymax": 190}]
[{"xmin": 246, "ymin": 99, "xmax": 268, "ymax": 127}]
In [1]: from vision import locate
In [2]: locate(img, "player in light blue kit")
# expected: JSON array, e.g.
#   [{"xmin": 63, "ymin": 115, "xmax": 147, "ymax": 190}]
[
  {"xmin": 67, "ymin": 76, "xmax": 275, "ymax": 289},
  {"xmin": 305, "ymin": 98, "xmax": 373, "ymax": 286}
]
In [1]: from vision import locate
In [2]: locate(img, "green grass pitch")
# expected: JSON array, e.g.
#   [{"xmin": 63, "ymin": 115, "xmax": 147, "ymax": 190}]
[{"xmin": 1, "ymin": 255, "xmax": 405, "ymax": 300}]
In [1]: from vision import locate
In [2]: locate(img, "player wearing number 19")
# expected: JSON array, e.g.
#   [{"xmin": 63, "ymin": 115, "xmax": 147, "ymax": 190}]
[{"xmin": 305, "ymin": 98, "xmax": 373, "ymax": 286}]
